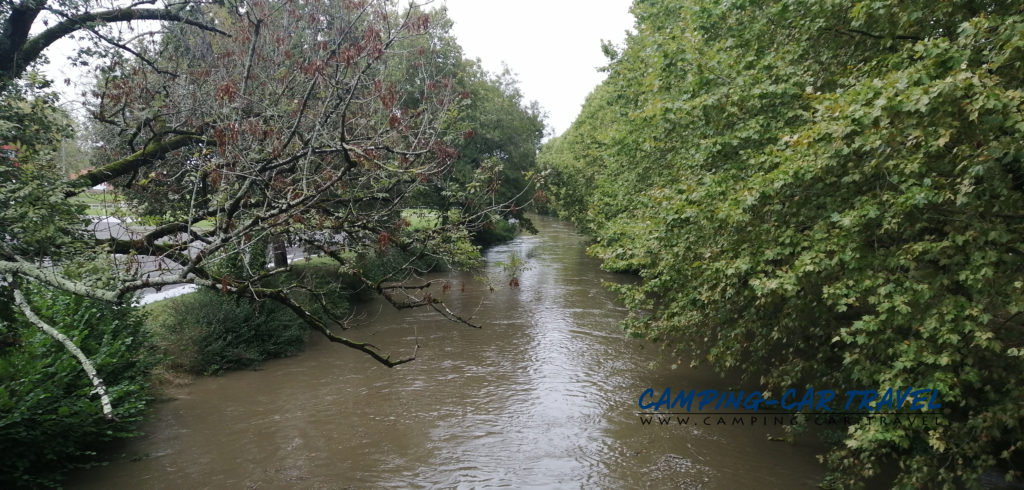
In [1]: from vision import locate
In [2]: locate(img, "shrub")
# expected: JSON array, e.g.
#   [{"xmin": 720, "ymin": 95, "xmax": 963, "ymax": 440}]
[
  {"xmin": 263, "ymin": 256, "xmax": 361, "ymax": 314},
  {"xmin": 470, "ymin": 217, "xmax": 518, "ymax": 247},
  {"xmin": 0, "ymin": 285, "xmax": 155, "ymax": 488},
  {"xmin": 146, "ymin": 289, "xmax": 307, "ymax": 375}
]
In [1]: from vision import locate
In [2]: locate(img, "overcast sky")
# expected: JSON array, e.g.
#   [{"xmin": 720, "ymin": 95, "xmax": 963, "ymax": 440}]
[{"xmin": 442, "ymin": 0, "xmax": 635, "ymax": 137}]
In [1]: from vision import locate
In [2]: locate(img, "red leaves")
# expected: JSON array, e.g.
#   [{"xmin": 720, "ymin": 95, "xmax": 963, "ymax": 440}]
[
  {"xmin": 340, "ymin": 43, "xmax": 361, "ymax": 66},
  {"xmin": 462, "ymin": 129, "xmax": 475, "ymax": 140},
  {"xmin": 431, "ymin": 141, "xmax": 459, "ymax": 164},
  {"xmin": 216, "ymin": 80, "xmax": 239, "ymax": 102},
  {"xmin": 534, "ymin": 189, "xmax": 549, "ymax": 204},
  {"xmin": 411, "ymin": 14, "xmax": 431, "ymax": 34},
  {"xmin": 380, "ymin": 83, "xmax": 398, "ymax": 108},
  {"xmin": 243, "ymin": 119, "xmax": 267, "ymax": 140},
  {"xmin": 300, "ymin": 60, "xmax": 327, "ymax": 78},
  {"xmin": 342, "ymin": 0, "xmax": 367, "ymax": 11},
  {"xmin": 213, "ymin": 123, "xmax": 239, "ymax": 155},
  {"xmin": 363, "ymin": 26, "xmax": 384, "ymax": 58}
]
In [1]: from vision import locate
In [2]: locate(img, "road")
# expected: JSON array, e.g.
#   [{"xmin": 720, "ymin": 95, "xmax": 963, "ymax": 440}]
[{"xmin": 89, "ymin": 216, "xmax": 310, "ymax": 305}]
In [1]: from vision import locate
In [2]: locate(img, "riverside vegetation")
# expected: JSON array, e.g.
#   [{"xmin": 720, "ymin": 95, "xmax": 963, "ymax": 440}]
[
  {"xmin": 539, "ymin": 1, "xmax": 1024, "ymax": 488},
  {"xmin": 6, "ymin": 0, "xmax": 1021, "ymax": 488}
]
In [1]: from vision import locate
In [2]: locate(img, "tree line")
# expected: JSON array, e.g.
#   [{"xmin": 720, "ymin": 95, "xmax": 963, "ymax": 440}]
[{"xmin": 539, "ymin": 0, "xmax": 1024, "ymax": 487}]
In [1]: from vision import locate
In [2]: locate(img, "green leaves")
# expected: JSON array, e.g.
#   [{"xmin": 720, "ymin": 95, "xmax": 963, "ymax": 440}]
[
  {"xmin": 541, "ymin": 1, "xmax": 1024, "ymax": 487},
  {"xmin": 0, "ymin": 284, "xmax": 155, "ymax": 487}
]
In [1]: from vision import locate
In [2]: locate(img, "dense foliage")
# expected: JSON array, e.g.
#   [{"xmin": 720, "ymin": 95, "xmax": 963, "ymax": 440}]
[
  {"xmin": 447, "ymin": 62, "xmax": 545, "ymax": 242},
  {"xmin": 0, "ymin": 285, "xmax": 155, "ymax": 488},
  {"xmin": 404, "ymin": 14, "xmax": 545, "ymax": 244},
  {"xmin": 147, "ymin": 289, "xmax": 306, "ymax": 375},
  {"xmin": 540, "ymin": 0, "xmax": 1024, "ymax": 487}
]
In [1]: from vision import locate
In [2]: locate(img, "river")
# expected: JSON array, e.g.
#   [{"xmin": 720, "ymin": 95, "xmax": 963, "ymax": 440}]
[{"xmin": 70, "ymin": 215, "xmax": 825, "ymax": 489}]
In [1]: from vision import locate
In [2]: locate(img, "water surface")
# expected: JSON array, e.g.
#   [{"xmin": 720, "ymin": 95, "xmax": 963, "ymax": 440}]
[{"xmin": 71, "ymin": 215, "xmax": 825, "ymax": 489}]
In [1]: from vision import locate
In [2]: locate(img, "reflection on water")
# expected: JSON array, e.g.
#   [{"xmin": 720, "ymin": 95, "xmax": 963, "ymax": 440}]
[{"xmin": 70, "ymin": 216, "xmax": 825, "ymax": 489}]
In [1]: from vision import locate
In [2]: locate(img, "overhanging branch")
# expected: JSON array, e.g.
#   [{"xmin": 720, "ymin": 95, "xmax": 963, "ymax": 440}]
[
  {"xmin": 257, "ymin": 288, "xmax": 416, "ymax": 367},
  {"xmin": 65, "ymin": 134, "xmax": 213, "ymax": 194},
  {"xmin": 6, "ymin": 7, "xmax": 229, "ymax": 83}
]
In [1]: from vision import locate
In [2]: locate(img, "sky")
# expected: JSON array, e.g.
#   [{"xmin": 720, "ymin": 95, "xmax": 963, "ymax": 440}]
[
  {"xmin": 442, "ymin": 0, "xmax": 636, "ymax": 137},
  {"xmin": 39, "ymin": 0, "xmax": 637, "ymax": 138}
]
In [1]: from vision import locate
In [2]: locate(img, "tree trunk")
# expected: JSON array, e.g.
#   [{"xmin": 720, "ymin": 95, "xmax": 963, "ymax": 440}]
[{"xmin": 272, "ymin": 235, "xmax": 288, "ymax": 269}]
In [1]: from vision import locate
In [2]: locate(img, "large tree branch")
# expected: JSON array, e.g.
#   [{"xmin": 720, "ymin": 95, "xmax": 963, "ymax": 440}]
[
  {"xmin": 4, "ymin": 6, "xmax": 228, "ymax": 83},
  {"xmin": 143, "ymin": 216, "xmax": 216, "ymax": 245},
  {"xmin": 0, "ymin": 257, "xmax": 210, "ymax": 303},
  {"xmin": 65, "ymin": 134, "xmax": 213, "ymax": 194},
  {"xmin": 204, "ymin": 277, "xmax": 417, "ymax": 367},
  {"xmin": 100, "ymin": 237, "xmax": 195, "ymax": 270},
  {"xmin": 0, "ymin": 260, "xmax": 120, "ymax": 302},
  {"xmin": 0, "ymin": 3, "xmax": 43, "ymax": 87},
  {"xmin": 264, "ymin": 288, "xmax": 417, "ymax": 367}
]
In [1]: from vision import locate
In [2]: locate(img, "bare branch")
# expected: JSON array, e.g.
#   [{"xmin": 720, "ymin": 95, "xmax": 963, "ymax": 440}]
[{"xmin": 9, "ymin": 277, "xmax": 115, "ymax": 419}]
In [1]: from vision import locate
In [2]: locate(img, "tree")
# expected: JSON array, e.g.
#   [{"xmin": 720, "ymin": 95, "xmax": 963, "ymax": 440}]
[
  {"xmin": 542, "ymin": 0, "xmax": 1024, "ymax": 487},
  {"xmin": 2, "ymin": 0, "xmax": 532, "ymax": 418},
  {"xmin": 447, "ymin": 62, "xmax": 545, "ymax": 219},
  {"xmin": 383, "ymin": 12, "xmax": 545, "ymax": 244}
]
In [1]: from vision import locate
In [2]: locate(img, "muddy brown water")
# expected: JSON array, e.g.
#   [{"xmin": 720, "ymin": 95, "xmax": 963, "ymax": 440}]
[{"xmin": 70, "ymin": 215, "xmax": 825, "ymax": 489}]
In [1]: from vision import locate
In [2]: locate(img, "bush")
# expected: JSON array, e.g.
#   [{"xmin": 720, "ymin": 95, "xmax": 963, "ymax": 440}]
[
  {"xmin": 146, "ymin": 289, "xmax": 306, "ymax": 375},
  {"xmin": 0, "ymin": 285, "xmax": 155, "ymax": 488},
  {"xmin": 263, "ymin": 256, "xmax": 361, "ymax": 313},
  {"xmin": 471, "ymin": 217, "xmax": 518, "ymax": 247}
]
